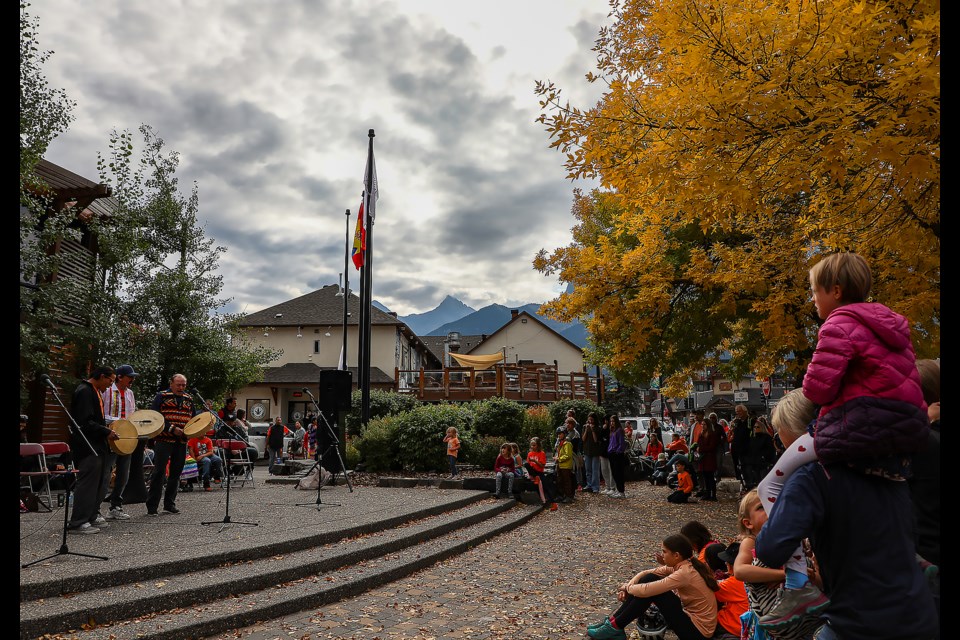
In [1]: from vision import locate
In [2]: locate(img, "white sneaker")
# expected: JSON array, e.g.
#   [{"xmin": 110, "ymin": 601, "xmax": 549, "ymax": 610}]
[
  {"xmin": 69, "ymin": 523, "xmax": 100, "ymax": 535},
  {"xmin": 92, "ymin": 514, "xmax": 108, "ymax": 526},
  {"xmin": 614, "ymin": 492, "xmax": 626, "ymax": 499},
  {"xmin": 107, "ymin": 507, "xmax": 131, "ymax": 520}
]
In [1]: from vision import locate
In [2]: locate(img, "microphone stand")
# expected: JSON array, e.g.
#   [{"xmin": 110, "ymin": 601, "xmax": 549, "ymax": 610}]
[
  {"xmin": 191, "ymin": 389, "xmax": 257, "ymax": 531},
  {"xmin": 294, "ymin": 387, "xmax": 348, "ymax": 510},
  {"xmin": 23, "ymin": 377, "xmax": 108, "ymax": 568}
]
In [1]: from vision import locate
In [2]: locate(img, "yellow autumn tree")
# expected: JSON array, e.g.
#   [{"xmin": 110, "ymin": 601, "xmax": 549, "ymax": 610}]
[{"xmin": 535, "ymin": 0, "xmax": 939, "ymax": 392}]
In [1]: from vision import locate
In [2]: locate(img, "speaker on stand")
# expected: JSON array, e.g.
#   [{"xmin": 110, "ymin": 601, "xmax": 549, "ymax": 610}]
[{"xmin": 317, "ymin": 370, "xmax": 352, "ymax": 477}]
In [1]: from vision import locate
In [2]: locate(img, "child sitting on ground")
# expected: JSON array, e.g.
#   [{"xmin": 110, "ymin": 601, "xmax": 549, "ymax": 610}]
[
  {"xmin": 667, "ymin": 459, "xmax": 694, "ymax": 503},
  {"xmin": 493, "ymin": 443, "xmax": 516, "ymax": 498}
]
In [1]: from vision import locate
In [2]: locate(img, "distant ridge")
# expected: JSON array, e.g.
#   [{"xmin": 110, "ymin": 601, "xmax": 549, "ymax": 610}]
[
  {"xmin": 399, "ymin": 295, "xmax": 476, "ymax": 336},
  {"xmin": 427, "ymin": 303, "xmax": 588, "ymax": 348}
]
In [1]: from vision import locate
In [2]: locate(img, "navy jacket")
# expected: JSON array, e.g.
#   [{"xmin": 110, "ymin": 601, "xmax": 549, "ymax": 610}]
[{"xmin": 756, "ymin": 462, "xmax": 936, "ymax": 640}]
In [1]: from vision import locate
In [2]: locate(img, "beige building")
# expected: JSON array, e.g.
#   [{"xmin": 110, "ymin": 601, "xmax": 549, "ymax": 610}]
[
  {"xmin": 467, "ymin": 310, "xmax": 585, "ymax": 373},
  {"xmin": 235, "ymin": 285, "xmax": 438, "ymax": 424}
]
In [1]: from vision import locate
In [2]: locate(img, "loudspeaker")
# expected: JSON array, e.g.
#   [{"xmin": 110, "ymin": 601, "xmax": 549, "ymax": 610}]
[{"xmin": 318, "ymin": 369, "xmax": 352, "ymax": 413}]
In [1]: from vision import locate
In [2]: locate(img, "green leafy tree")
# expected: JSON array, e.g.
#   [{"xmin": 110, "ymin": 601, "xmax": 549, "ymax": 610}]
[
  {"xmin": 19, "ymin": 2, "xmax": 81, "ymax": 397},
  {"xmin": 89, "ymin": 125, "xmax": 276, "ymax": 399},
  {"xmin": 396, "ymin": 404, "xmax": 474, "ymax": 472},
  {"xmin": 344, "ymin": 389, "xmax": 421, "ymax": 435}
]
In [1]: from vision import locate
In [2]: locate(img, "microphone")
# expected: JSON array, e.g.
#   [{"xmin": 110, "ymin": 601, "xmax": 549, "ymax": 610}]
[{"xmin": 40, "ymin": 374, "xmax": 57, "ymax": 390}]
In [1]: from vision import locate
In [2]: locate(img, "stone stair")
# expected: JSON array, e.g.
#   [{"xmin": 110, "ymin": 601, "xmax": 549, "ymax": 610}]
[{"xmin": 19, "ymin": 492, "xmax": 541, "ymax": 640}]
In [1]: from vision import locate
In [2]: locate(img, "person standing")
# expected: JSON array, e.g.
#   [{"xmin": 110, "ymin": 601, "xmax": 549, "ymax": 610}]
[
  {"xmin": 102, "ymin": 364, "xmax": 139, "ymax": 521},
  {"xmin": 581, "ymin": 412, "xmax": 602, "ymax": 493},
  {"xmin": 68, "ymin": 366, "xmax": 119, "ymax": 534},
  {"xmin": 266, "ymin": 416, "xmax": 290, "ymax": 474},
  {"xmin": 729, "ymin": 404, "xmax": 752, "ymax": 484},
  {"xmin": 608, "ymin": 415, "xmax": 628, "ymax": 498},
  {"xmin": 146, "ymin": 373, "xmax": 197, "ymax": 516}
]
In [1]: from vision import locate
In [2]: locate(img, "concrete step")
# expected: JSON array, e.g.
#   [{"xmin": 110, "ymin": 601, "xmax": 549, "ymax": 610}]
[{"xmin": 22, "ymin": 501, "xmax": 541, "ymax": 640}]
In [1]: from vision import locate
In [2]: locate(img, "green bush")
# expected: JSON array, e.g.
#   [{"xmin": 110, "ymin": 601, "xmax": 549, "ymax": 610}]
[
  {"xmin": 344, "ymin": 441, "xmax": 360, "ymax": 470},
  {"xmin": 471, "ymin": 435, "xmax": 505, "ymax": 471},
  {"xmin": 352, "ymin": 415, "xmax": 402, "ymax": 472},
  {"xmin": 548, "ymin": 398, "xmax": 603, "ymax": 430},
  {"xmin": 470, "ymin": 397, "xmax": 526, "ymax": 441},
  {"xmin": 344, "ymin": 389, "xmax": 421, "ymax": 435},
  {"xmin": 396, "ymin": 404, "xmax": 474, "ymax": 472}
]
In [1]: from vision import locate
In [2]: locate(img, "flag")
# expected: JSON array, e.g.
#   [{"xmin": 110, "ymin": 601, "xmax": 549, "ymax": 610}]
[
  {"xmin": 363, "ymin": 145, "xmax": 379, "ymax": 221},
  {"xmin": 338, "ymin": 345, "xmax": 347, "ymax": 371},
  {"xmin": 351, "ymin": 200, "xmax": 365, "ymax": 269}
]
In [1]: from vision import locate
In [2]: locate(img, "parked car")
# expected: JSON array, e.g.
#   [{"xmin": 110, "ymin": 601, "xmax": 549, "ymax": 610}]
[{"xmin": 620, "ymin": 416, "xmax": 674, "ymax": 454}]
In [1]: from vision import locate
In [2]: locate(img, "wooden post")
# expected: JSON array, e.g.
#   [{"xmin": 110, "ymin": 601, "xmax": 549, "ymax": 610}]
[
  {"xmin": 443, "ymin": 368, "xmax": 450, "ymax": 399},
  {"xmin": 419, "ymin": 367, "xmax": 425, "ymax": 399}
]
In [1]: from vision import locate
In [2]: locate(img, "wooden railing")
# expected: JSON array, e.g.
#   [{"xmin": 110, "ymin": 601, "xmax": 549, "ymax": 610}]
[{"xmin": 395, "ymin": 366, "xmax": 603, "ymax": 403}]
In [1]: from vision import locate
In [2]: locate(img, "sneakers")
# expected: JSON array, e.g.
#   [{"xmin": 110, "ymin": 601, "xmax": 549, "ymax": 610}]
[
  {"xmin": 107, "ymin": 507, "xmax": 131, "ymax": 520},
  {"xmin": 613, "ymin": 492, "xmax": 626, "ymax": 499},
  {"xmin": 549, "ymin": 502, "xmax": 559, "ymax": 511},
  {"xmin": 587, "ymin": 620, "xmax": 626, "ymax": 639},
  {"xmin": 759, "ymin": 583, "xmax": 830, "ymax": 628},
  {"xmin": 92, "ymin": 514, "xmax": 109, "ymax": 527},
  {"xmin": 163, "ymin": 505, "xmax": 180, "ymax": 514},
  {"xmin": 147, "ymin": 510, "xmax": 159, "ymax": 516},
  {"xmin": 69, "ymin": 523, "xmax": 100, "ymax": 535},
  {"xmin": 204, "ymin": 485, "xmax": 213, "ymax": 492}
]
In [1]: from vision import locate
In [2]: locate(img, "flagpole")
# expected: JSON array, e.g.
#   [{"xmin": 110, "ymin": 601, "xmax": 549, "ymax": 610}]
[
  {"xmin": 342, "ymin": 208, "xmax": 350, "ymax": 371},
  {"xmin": 360, "ymin": 129, "xmax": 376, "ymax": 427}
]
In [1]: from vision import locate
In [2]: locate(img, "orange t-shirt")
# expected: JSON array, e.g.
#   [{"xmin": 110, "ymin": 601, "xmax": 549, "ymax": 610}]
[
  {"xmin": 677, "ymin": 470, "xmax": 694, "ymax": 494},
  {"xmin": 444, "ymin": 435, "xmax": 460, "ymax": 457},
  {"xmin": 715, "ymin": 575, "xmax": 749, "ymax": 636}
]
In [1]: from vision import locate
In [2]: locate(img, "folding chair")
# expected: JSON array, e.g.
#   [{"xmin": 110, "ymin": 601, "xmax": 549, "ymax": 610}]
[
  {"xmin": 20, "ymin": 443, "xmax": 53, "ymax": 511},
  {"xmin": 41, "ymin": 441, "xmax": 76, "ymax": 509},
  {"xmin": 216, "ymin": 439, "xmax": 255, "ymax": 488}
]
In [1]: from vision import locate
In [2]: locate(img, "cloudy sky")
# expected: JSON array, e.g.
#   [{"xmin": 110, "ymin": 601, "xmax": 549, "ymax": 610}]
[{"xmin": 32, "ymin": 1, "xmax": 608, "ymax": 316}]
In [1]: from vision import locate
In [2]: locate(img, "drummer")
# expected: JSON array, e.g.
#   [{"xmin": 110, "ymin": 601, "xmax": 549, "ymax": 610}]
[
  {"xmin": 101, "ymin": 364, "xmax": 139, "ymax": 522},
  {"xmin": 68, "ymin": 366, "xmax": 119, "ymax": 534},
  {"xmin": 146, "ymin": 373, "xmax": 198, "ymax": 516}
]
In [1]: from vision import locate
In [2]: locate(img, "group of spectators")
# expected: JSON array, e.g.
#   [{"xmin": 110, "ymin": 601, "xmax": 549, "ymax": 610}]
[{"xmin": 587, "ymin": 252, "xmax": 939, "ymax": 640}]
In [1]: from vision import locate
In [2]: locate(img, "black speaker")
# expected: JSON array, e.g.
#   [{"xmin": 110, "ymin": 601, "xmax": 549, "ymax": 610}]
[{"xmin": 318, "ymin": 369, "xmax": 352, "ymax": 413}]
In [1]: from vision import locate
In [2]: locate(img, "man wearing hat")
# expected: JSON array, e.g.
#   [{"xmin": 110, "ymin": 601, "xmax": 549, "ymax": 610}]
[{"xmin": 102, "ymin": 364, "xmax": 139, "ymax": 521}]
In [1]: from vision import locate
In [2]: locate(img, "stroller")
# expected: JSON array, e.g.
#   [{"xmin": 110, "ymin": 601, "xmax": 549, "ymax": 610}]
[{"xmin": 627, "ymin": 438, "xmax": 656, "ymax": 479}]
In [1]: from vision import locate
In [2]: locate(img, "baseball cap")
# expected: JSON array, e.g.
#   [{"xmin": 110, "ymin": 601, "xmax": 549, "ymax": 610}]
[{"xmin": 115, "ymin": 364, "xmax": 139, "ymax": 377}]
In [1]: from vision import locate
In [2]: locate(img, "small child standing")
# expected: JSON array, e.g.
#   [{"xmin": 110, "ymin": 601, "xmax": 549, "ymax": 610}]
[
  {"xmin": 554, "ymin": 429, "xmax": 575, "ymax": 503},
  {"xmin": 493, "ymin": 444, "xmax": 516, "ymax": 498},
  {"xmin": 667, "ymin": 459, "xmax": 694, "ymax": 503},
  {"xmin": 442, "ymin": 427, "xmax": 460, "ymax": 479}
]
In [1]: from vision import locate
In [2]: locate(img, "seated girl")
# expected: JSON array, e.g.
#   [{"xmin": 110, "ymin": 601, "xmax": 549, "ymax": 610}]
[{"xmin": 585, "ymin": 534, "xmax": 719, "ymax": 639}]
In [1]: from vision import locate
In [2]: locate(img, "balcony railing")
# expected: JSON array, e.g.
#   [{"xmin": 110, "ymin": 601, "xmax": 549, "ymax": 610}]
[{"xmin": 395, "ymin": 365, "xmax": 603, "ymax": 403}]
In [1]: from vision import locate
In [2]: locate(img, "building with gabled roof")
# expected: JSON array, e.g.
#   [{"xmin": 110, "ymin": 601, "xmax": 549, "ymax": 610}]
[{"xmin": 234, "ymin": 285, "xmax": 439, "ymax": 424}]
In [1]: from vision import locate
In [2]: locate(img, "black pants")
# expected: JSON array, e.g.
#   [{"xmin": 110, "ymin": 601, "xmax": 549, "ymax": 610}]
[
  {"xmin": 700, "ymin": 468, "xmax": 716, "ymax": 499},
  {"xmin": 667, "ymin": 489, "xmax": 690, "ymax": 503},
  {"xmin": 525, "ymin": 465, "xmax": 555, "ymax": 502},
  {"xmin": 146, "ymin": 440, "xmax": 186, "ymax": 512},
  {"xmin": 612, "ymin": 574, "xmax": 709, "ymax": 640},
  {"xmin": 609, "ymin": 452, "xmax": 626, "ymax": 493}
]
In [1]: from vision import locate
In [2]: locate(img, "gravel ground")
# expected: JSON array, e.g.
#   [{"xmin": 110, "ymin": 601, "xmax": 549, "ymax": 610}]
[{"xmin": 211, "ymin": 477, "xmax": 741, "ymax": 640}]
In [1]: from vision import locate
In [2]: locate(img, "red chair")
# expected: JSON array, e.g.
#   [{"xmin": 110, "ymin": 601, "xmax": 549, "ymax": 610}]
[{"xmin": 20, "ymin": 443, "xmax": 52, "ymax": 511}]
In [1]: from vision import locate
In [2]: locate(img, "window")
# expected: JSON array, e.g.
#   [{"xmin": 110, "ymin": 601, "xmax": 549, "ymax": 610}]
[{"xmin": 314, "ymin": 340, "xmax": 321, "ymax": 353}]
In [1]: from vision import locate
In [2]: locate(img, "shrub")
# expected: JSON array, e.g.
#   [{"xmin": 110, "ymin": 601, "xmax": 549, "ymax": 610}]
[
  {"xmin": 548, "ymin": 398, "xmax": 603, "ymax": 430},
  {"xmin": 396, "ymin": 403, "xmax": 474, "ymax": 472},
  {"xmin": 471, "ymin": 436, "xmax": 505, "ymax": 471},
  {"xmin": 470, "ymin": 396, "xmax": 526, "ymax": 441},
  {"xmin": 344, "ymin": 389, "xmax": 421, "ymax": 435},
  {"xmin": 352, "ymin": 415, "xmax": 401, "ymax": 472},
  {"xmin": 344, "ymin": 441, "xmax": 360, "ymax": 470},
  {"xmin": 521, "ymin": 404, "xmax": 556, "ymax": 452}
]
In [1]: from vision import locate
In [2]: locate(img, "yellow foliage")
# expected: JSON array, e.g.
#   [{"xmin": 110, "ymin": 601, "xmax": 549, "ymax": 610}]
[{"xmin": 535, "ymin": 0, "xmax": 939, "ymax": 382}]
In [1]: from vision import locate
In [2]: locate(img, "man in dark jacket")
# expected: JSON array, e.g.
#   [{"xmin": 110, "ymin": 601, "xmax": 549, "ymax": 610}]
[
  {"xmin": 68, "ymin": 366, "xmax": 118, "ymax": 534},
  {"xmin": 756, "ymin": 461, "xmax": 937, "ymax": 640}
]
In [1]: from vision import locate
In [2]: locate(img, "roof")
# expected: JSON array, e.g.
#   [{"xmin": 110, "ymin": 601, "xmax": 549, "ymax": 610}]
[
  {"xmin": 257, "ymin": 363, "xmax": 394, "ymax": 385},
  {"xmin": 468, "ymin": 311, "xmax": 584, "ymax": 355},
  {"xmin": 240, "ymin": 285, "xmax": 401, "ymax": 327},
  {"xmin": 33, "ymin": 159, "xmax": 115, "ymax": 219},
  {"xmin": 419, "ymin": 334, "xmax": 485, "ymax": 364}
]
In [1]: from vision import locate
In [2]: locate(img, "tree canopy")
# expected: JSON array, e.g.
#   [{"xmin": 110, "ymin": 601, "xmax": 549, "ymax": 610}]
[{"xmin": 535, "ymin": 0, "xmax": 939, "ymax": 393}]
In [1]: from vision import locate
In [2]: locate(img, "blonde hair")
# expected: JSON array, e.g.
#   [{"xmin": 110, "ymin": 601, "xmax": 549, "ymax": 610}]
[
  {"xmin": 510, "ymin": 442, "xmax": 520, "ymax": 455},
  {"xmin": 772, "ymin": 389, "xmax": 816, "ymax": 439},
  {"xmin": 916, "ymin": 359, "xmax": 940, "ymax": 405},
  {"xmin": 446, "ymin": 427, "xmax": 458, "ymax": 436},
  {"xmin": 809, "ymin": 252, "xmax": 872, "ymax": 303},
  {"xmin": 737, "ymin": 489, "xmax": 761, "ymax": 535}
]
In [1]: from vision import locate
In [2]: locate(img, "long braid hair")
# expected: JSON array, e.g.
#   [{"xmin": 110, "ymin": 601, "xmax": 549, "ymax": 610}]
[{"xmin": 663, "ymin": 534, "xmax": 720, "ymax": 592}]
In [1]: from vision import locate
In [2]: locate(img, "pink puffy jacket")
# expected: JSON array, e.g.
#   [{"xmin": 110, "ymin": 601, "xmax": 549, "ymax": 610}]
[{"xmin": 803, "ymin": 303, "xmax": 928, "ymax": 464}]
